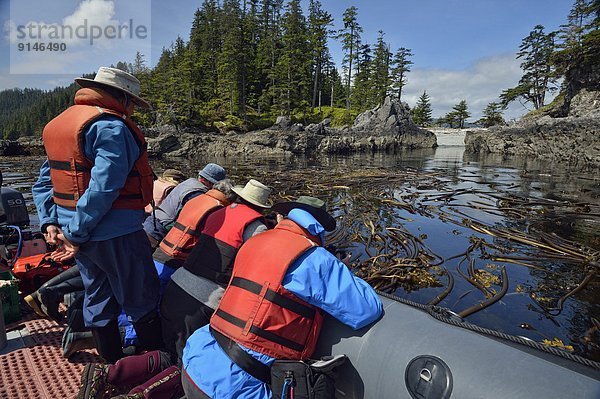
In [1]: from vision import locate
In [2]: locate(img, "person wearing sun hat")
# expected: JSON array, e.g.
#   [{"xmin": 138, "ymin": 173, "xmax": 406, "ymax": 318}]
[
  {"xmin": 76, "ymin": 179, "xmax": 273, "ymax": 398},
  {"xmin": 143, "ymin": 163, "xmax": 227, "ymax": 247},
  {"xmin": 160, "ymin": 178, "xmax": 272, "ymax": 362},
  {"xmin": 181, "ymin": 195, "xmax": 383, "ymax": 399},
  {"xmin": 32, "ymin": 66, "xmax": 163, "ymax": 368}
]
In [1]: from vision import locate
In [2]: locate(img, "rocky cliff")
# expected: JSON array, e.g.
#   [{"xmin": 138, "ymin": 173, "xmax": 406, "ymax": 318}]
[{"xmin": 465, "ymin": 89, "xmax": 600, "ymax": 168}]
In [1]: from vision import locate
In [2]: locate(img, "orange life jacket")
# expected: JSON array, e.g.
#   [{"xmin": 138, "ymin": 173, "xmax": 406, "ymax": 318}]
[
  {"xmin": 183, "ymin": 203, "xmax": 263, "ymax": 286},
  {"xmin": 210, "ymin": 219, "xmax": 323, "ymax": 360},
  {"xmin": 42, "ymin": 88, "xmax": 153, "ymax": 209},
  {"xmin": 159, "ymin": 189, "xmax": 229, "ymax": 260}
]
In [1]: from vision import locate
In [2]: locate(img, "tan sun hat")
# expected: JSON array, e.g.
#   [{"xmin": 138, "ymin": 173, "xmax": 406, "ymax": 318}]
[
  {"xmin": 232, "ymin": 179, "xmax": 272, "ymax": 209},
  {"xmin": 75, "ymin": 66, "xmax": 151, "ymax": 109}
]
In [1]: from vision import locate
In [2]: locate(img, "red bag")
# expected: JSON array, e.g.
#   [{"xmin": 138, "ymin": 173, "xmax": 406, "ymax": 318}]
[{"xmin": 12, "ymin": 253, "xmax": 74, "ymax": 294}]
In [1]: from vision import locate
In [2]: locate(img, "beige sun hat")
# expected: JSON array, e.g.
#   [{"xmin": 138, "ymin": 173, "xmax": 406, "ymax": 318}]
[
  {"xmin": 232, "ymin": 179, "xmax": 272, "ymax": 209},
  {"xmin": 75, "ymin": 66, "xmax": 151, "ymax": 109}
]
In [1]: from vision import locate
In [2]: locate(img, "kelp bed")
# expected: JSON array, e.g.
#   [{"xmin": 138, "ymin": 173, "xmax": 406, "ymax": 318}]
[
  {"xmin": 225, "ymin": 163, "xmax": 600, "ymax": 361},
  {"xmin": 4, "ymin": 156, "xmax": 600, "ymax": 361}
]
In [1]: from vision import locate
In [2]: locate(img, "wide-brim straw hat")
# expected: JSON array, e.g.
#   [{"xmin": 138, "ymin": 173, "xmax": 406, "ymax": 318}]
[
  {"xmin": 232, "ymin": 179, "xmax": 272, "ymax": 209},
  {"xmin": 272, "ymin": 195, "xmax": 336, "ymax": 232},
  {"xmin": 75, "ymin": 67, "xmax": 151, "ymax": 109}
]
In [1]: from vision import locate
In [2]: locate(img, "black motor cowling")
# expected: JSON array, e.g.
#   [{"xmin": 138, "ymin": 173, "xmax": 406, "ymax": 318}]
[{"xmin": 0, "ymin": 187, "xmax": 30, "ymax": 227}]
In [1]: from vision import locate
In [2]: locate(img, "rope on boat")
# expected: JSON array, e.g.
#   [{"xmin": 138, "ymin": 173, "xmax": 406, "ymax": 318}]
[{"xmin": 375, "ymin": 289, "xmax": 600, "ymax": 372}]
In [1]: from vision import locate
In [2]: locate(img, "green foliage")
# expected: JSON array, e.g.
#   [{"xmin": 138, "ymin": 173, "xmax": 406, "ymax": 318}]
[
  {"xmin": 501, "ymin": 25, "xmax": 558, "ymax": 110},
  {"xmin": 336, "ymin": 6, "xmax": 362, "ymax": 114},
  {"xmin": 0, "ymin": 0, "xmax": 416, "ymax": 137},
  {"xmin": 0, "ymin": 85, "xmax": 77, "ymax": 139},
  {"xmin": 476, "ymin": 102, "xmax": 506, "ymax": 127},
  {"xmin": 442, "ymin": 100, "xmax": 470, "ymax": 128},
  {"xmin": 390, "ymin": 47, "xmax": 413, "ymax": 101},
  {"xmin": 411, "ymin": 90, "xmax": 433, "ymax": 127}
]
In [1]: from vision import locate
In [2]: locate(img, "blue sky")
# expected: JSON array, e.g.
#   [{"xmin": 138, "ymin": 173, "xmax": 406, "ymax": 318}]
[{"xmin": 0, "ymin": 0, "xmax": 573, "ymax": 119}]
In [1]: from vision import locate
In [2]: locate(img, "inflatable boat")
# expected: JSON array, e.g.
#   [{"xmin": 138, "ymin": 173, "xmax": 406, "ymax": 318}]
[
  {"xmin": 315, "ymin": 293, "xmax": 600, "ymax": 398},
  {"xmin": 1, "ymin": 172, "xmax": 599, "ymax": 398}
]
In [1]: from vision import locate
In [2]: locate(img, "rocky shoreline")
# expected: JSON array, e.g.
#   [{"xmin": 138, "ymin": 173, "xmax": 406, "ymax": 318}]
[
  {"xmin": 0, "ymin": 97, "xmax": 437, "ymax": 159},
  {"xmin": 465, "ymin": 89, "xmax": 600, "ymax": 169}
]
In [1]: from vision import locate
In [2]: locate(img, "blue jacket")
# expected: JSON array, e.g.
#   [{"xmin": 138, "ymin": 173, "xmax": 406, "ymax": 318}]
[
  {"xmin": 182, "ymin": 209, "xmax": 383, "ymax": 399},
  {"xmin": 32, "ymin": 117, "xmax": 145, "ymax": 244}
]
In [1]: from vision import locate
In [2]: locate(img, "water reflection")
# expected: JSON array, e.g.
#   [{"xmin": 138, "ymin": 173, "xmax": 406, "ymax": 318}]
[{"xmin": 1, "ymin": 147, "xmax": 599, "ymax": 362}]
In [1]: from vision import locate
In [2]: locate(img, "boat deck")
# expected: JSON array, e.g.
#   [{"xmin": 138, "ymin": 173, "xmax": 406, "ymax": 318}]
[{"xmin": 1, "ymin": 310, "xmax": 101, "ymax": 399}]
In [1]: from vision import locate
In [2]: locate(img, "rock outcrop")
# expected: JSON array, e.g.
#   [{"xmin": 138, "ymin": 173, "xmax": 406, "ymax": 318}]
[
  {"xmin": 465, "ymin": 89, "xmax": 600, "ymax": 168},
  {"xmin": 146, "ymin": 97, "xmax": 436, "ymax": 159}
]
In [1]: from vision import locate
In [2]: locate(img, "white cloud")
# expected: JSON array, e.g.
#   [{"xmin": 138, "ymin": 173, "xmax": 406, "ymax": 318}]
[
  {"xmin": 8, "ymin": 0, "xmax": 119, "ymax": 48},
  {"xmin": 403, "ymin": 53, "xmax": 534, "ymax": 121}
]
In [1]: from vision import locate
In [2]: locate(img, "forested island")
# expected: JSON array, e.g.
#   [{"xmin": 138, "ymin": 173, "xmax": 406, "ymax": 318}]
[{"xmin": 0, "ymin": 0, "xmax": 599, "ymax": 165}]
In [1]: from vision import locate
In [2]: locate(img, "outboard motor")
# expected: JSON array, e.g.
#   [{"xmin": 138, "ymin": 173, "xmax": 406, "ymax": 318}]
[{"xmin": 0, "ymin": 187, "xmax": 30, "ymax": 227}]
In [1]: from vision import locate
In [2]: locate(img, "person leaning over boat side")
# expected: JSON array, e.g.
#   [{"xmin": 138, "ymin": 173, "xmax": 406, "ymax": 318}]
[
  {"xmin": 143, "ymin": 163, "xmax": 226, "ymax": 247},
  {"xmin": 159, "ymin": 178, "xmax": 272, "ymax": 363},
  {"xmin": 31, "ymin": 67, "xmax": 162, "ymax": 364},
  {"xmin": 181, "ymin": 196, "xmax": 383, "ymax": 399},
  {"xmin": 143, "ymin": 168, "xmax": 187, "ymax": 214},
  {"xmin": 150, "ymin": 178, "xmax": 236, "ymax": 292},
  {"xmin": 76, "ymin": 179, "xmax": 273, "ymax": 399}
]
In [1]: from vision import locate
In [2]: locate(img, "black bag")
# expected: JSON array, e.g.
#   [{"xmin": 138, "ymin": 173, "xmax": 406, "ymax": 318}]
[{"xmin": 271, "ymin": 355, "xmax": 347, "ymax": 399}]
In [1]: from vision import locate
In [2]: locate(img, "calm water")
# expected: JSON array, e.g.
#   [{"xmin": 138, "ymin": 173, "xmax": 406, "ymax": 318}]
[{"xmin": 2, "ymin": 145, "xmax": 599, "ymax": 361}]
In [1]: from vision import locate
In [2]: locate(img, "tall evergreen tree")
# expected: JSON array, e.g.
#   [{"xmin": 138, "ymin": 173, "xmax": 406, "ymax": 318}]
[
  {"xmin": 451, "ymin": 100, "xmax": 470, "ymax": 128},
  {"xmin": 336, "ymin": 6, "xmax": 362, "ymax": 116},
  {"xmin": 308, "ymin": 0, "xmax": 334, "ymax": 112},
  {"xmin": 390, "ymin": 47, "xmax": 413, "ymax": 100},
  {"xmin": 370, "ymin": 31, "xmax": 392, "ymax": 106},
  {"xmin": 501, "ymin": 25, "xmax": 557, "ymax": 110},
  {"xmin": 275, "ymin": 0, "xmax": 310, "ymax": 116},
  {"xmin": 351, "ymin": 43, "xmax": 372, "ymax": 110}
]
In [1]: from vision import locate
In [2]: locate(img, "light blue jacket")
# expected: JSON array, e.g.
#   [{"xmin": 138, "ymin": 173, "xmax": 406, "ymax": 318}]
[
  {"xmin": 183, "ymin": 209, "xmax": 383, "ymax": 399},
  {"xmin": 32, "ymin": 116, "xmax": 145, "ymax": 244}
]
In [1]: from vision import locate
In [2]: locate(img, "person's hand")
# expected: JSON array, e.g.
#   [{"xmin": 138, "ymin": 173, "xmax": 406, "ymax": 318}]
[
  {"xmin": 276, "ymin": 213, "xmax": 284, "ymax": 223},
  {"xmin": 44, "ymin": 225, "xmax": 62, "ymax": 245},
  {"xmin": 51, "ymin": 233, "xmax": 79, "ymax": 262}
]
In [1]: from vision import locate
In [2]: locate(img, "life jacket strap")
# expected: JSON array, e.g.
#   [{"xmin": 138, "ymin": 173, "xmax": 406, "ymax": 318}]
[{"xmin": 210, "ymin": 326, "xmax": 272, "ymax": 385}]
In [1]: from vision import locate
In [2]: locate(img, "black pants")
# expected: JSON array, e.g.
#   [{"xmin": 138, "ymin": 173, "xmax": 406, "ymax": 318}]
[
  {"xmin": 160, "ymin": 280, "xmax": 214, "ymax": 365},
  {"xmin": 182, "ymin": 368, "xmax": 211, "ymax": 399}
]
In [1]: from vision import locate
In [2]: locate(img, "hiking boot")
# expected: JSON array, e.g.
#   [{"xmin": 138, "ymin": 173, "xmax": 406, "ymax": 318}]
[
  {"xmin": 62, "ymin": 325, "xmax": 96, "ymax": 358},
  {"xmin": 24, "ymin": 291, "xmax": 46, "ymax": 318},
  {"xmin": 24, "ymin": 288, "xmax": 63, "ymax": 323},
  {"xmin": 38, "ymin": 285, "xmax": 63, "ymax": 322},
  {"xmin": 77, "ymin": 363, "xmax": 112, "ymax": 399}
]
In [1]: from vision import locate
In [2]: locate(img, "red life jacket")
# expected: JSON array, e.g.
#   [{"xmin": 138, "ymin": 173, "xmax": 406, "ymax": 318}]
[
  {"xmin": 210, "ymin": 219, "xmax": 323, "ymax": 360},
  {"xmin": 159, "ymin": 189, "xmax": 229, "ymax": 260},
  {"xmin": 42, "ymin": 88, "xmax": 153, "ymax": 209},
  {"xmin": 183, "ymin": 203, "xmax": 263, "ymax": 286}
]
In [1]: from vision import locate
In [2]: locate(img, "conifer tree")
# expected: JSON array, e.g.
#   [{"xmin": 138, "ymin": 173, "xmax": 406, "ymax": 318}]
[
  {"xmin": 501, "ymin": 25, "xmax": 557, "ymax": 109},
  {"xmin": 370, "ymin": 31, "xmax": 392, "ymax": 106},
  {"xmin": 411, "ymin": 90, "xmax": 433, "ymax": 126},
  {"xmin": 351, "ymin": 43, "xmax": 372, "ymax": 110},
  {"xmin": 444, "ymin": 100, "xmax": 471, "ymax": 129},
  {"xmin": 308, "ymin": 0, "xmax": 334, "ymax": 111},
  {"xmin": 477, "ymin": 102, "xmax": 506, "ymax": 127},
  {"xmin": 390, "ymin": 47, "xmax": 413, "ymax": 100},
  {"xmin": 275, "ymin": 0, "xmax": 310, "ymax": 116},
  {"xmin": 336, "ymin": 6, "xmax": 362, "ymax": 116}
]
